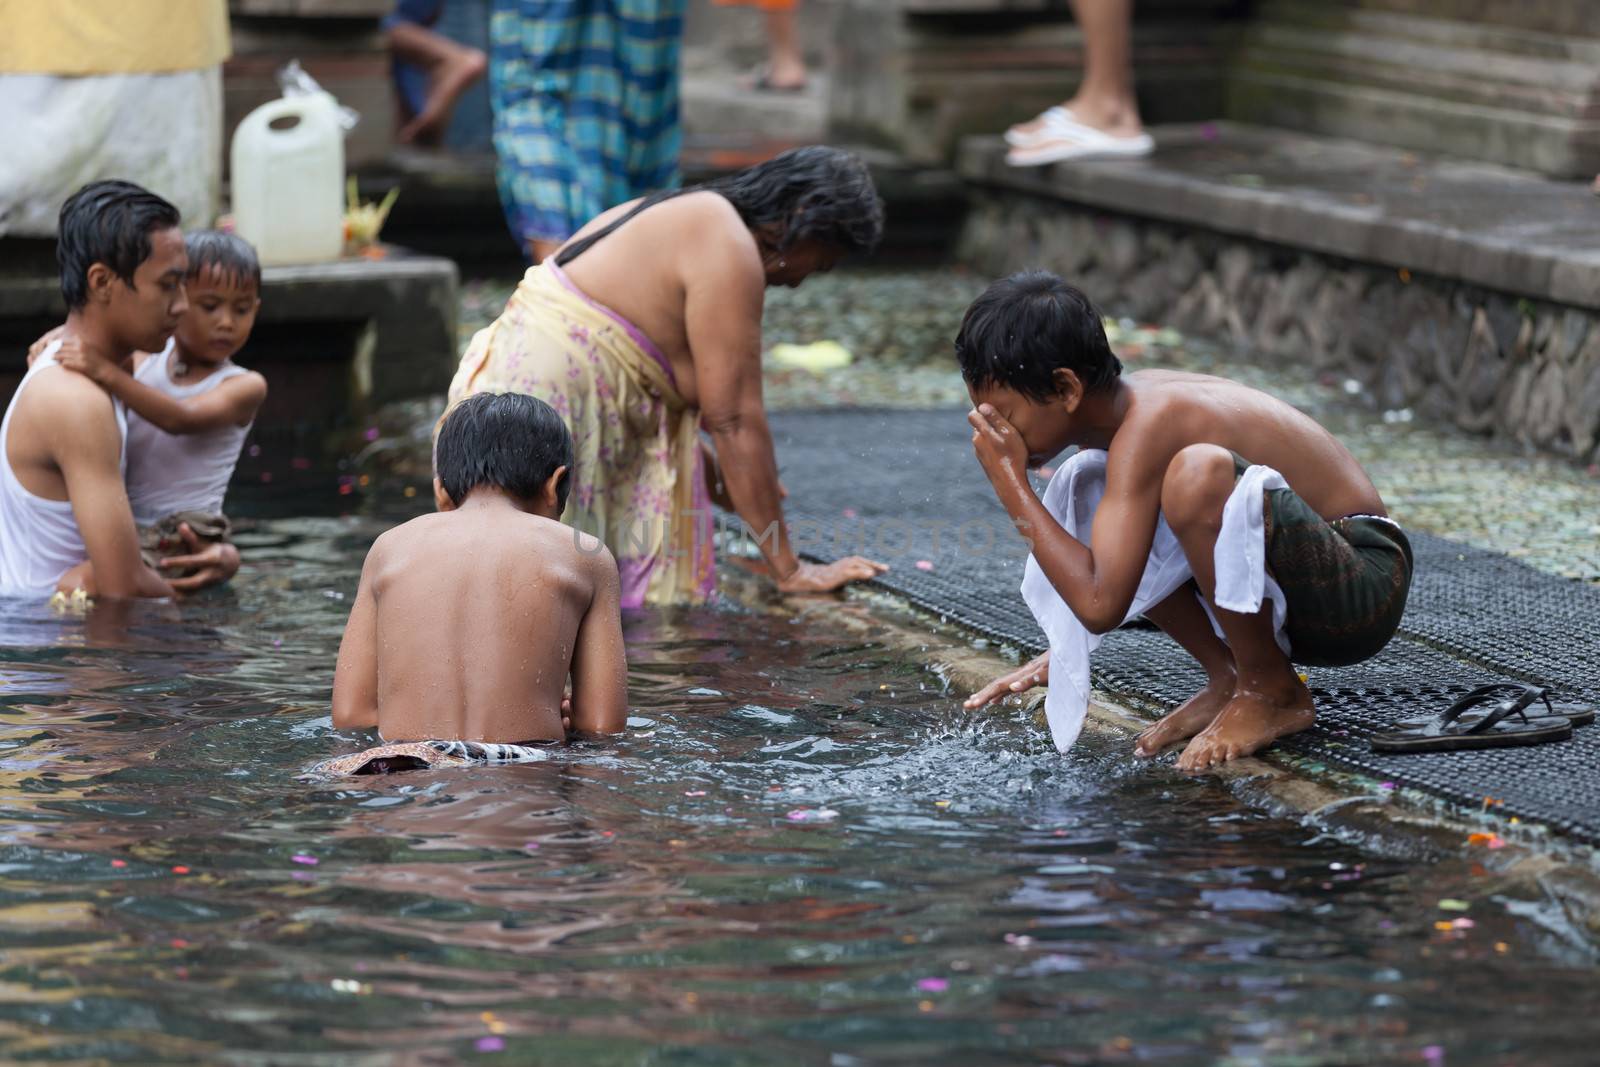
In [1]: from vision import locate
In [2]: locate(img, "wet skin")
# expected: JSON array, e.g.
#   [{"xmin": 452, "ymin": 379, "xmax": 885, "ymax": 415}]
[
  {"xmin": 550, "ymin": 191, "xmax": 884, "ymax": 594},
  {"xmin": 6, "ymin": 227, "xmax": 191, "ymax": 599},
  {"xmin": 48, "ymin": 262, "xmax": 269, "ymax": 595},
  {"xmin": 965, "ymin": 368, "xmax": 1383, "ymax": 769},
  {"xmin": 332, "ymin": 478, "xmax": 628, "ymax": 744}
]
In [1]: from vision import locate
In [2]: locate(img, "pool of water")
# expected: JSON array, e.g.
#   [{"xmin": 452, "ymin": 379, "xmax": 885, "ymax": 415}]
[{"xmin": 1, "ymin": 486, "xmax": 1597, "ymax": 1064}]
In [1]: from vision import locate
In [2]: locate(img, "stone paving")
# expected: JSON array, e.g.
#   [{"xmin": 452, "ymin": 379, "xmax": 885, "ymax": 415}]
[
  {"xmin": 450, "ymin": 269, "xmax": 1600, "ymax": 582},
  {"xmin": 957, "ymin": 127, "xmax": 1600, "ymax": 465}
]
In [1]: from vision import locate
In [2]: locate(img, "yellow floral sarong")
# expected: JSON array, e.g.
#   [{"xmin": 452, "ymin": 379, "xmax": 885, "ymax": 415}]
[{"xmin": 447, "ymin": 262, "xmax": 714, "ymax": 607}]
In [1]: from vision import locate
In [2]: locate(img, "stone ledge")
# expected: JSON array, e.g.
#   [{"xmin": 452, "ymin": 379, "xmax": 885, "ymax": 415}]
[
  {"xmin": 0, "ymin": 248, "xmax": 459, "ymax": 416},
  {"xmin": 956, "ymin": 123, "xmax": 1600, "ymax": 311}
]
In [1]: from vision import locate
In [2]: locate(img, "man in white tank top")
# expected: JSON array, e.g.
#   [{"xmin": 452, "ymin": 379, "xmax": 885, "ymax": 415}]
[{"xmin": 0, "ymin": 181, "xmax": 237, "ymax": 600}]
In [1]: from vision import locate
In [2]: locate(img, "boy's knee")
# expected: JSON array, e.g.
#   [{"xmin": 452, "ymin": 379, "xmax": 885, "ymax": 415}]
[{"xmin": 1161, "ymin": 443, "xmax": 1236, "ymax": 525}]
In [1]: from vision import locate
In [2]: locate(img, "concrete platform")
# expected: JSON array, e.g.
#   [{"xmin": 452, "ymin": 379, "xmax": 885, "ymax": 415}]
[
  {"xmin": 958, "ymin": 122, "xmax": 1600, "ymax": 310},
  {"xmin": 0, "ymin": 248, "xmax": 458, "ymax": 443},
  {"xmin": 956, "ymin": 124, "xmax": 1600, "ymax": 462}
]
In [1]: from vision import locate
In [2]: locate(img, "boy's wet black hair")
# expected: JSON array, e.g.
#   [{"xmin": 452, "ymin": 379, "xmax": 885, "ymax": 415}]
[
  {"xmin": 435, "ymin": 392, "xmax": 574, "ymax": 510},
  {"xmin": 556, "ymin": 145, "xmax": 885, "ymax": 265},
  {"xmin": 185, "ymin": 230, "xmax": 262, "ymax": 292},
  {"xmin": 954, "ymin": 270, "xmax": 1123, "ymax": 402},
  {"xmin": 57, "ymin": 180, "xmax": 181, "ymax": 310}
]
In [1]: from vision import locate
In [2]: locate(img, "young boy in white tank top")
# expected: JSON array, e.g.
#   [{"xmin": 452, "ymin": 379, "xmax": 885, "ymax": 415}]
[{"xmin": 49, "ymin": 232, "xmax": 267, "ymax": 576}]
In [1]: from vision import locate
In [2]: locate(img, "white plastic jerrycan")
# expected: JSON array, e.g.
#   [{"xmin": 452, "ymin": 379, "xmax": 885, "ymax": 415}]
[{"xmin": 230, "ymin": 94, "xmax": 344, "ymax": 266}]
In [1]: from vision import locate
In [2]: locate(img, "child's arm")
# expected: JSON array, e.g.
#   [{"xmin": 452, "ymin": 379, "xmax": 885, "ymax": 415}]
[
  {"xmin": 26, "ymin": 324, "xmax": 66, "ymax": 367},
  {"xmin": 57, "ymin": 339, "xmax": 267, "ymax": 435},
  {"xmin": 331, "ymin": 548, "xmax": 381, "ymax": 731},
  {"xmin": 969, "ymin": 404, "xmax": 1162, "ymax": 634},
  {"xmin": 567, "ymin": 541, "xmax": 627, "ymax": 737}
]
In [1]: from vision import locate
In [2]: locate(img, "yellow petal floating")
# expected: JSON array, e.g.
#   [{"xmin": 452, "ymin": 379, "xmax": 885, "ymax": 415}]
[{"xmin": 769, "ymin": 340, "xmax": 854, "ymax": 374}]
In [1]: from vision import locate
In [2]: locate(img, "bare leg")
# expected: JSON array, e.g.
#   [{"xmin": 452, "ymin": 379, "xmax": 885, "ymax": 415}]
[
  {"xmin": 1160, "ymin": 445, "xmax": 1314, "ymax": 771},
  {"xmin": 1008, "ymin": 0, "xmax": 1144, "ymax": 141},
  {"xmin": 389, "ymin": 21, "xmax": 488, "ymax": 145},
  {"xmin": 762, "ymin": 8, "xmax": 808, "ymax": 89},
  {"xmin": 1133, "ymin": 583, "xmax": 1236, "ymax": 757}
]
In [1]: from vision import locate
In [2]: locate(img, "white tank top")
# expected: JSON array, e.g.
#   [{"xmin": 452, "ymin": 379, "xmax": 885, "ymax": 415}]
[
  {"xmin": 0, "ymin": 342, "xmax": 129, "ymax": 599},
  {"xmin": 124, "ymin": 340, "xmax": 252, "ymax": 526}
]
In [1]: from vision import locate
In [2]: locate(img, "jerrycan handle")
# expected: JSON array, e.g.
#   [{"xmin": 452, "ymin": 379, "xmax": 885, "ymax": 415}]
[{"xmin": 244, "ymin": 96, "xmax": 331, "ymax": 148}]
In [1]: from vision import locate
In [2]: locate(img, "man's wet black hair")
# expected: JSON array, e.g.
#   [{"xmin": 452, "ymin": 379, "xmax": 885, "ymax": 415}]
[
  {"xmin": 57, "ymin": 180, "xmax": 181, "ymax": 310},
  {"xmin": 556, "ymin": 144, "xmax": 885, "ymax": 266},
  {"xmin": 435, "ymin": 392, "xmax": 574, "ymax": 510},
  {"xmin": 954, "ymin": 271, "xmax": 1123, "ymax": 401},
  {"xmin": 186, "ymin": 230, "xmax": 261, "ymax": 292}
]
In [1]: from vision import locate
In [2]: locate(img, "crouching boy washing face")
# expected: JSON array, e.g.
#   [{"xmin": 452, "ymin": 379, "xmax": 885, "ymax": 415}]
[
  {"xmin": 326, "ymin": 392, "xmax": 627, "ymax": 774},
  {"xmin": 959, "ymin": 272, "xmax": 1412, "ymax": 770}
]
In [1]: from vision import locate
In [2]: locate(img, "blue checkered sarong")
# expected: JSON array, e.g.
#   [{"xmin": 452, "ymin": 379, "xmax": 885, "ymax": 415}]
[{"xmin": 489, "ymin": 0, "xmax": 686, "ymax": 248}]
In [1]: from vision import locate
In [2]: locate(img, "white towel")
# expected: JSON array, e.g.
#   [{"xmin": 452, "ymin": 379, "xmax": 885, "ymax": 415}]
[{"xmin": 1020, "ymin": 449, "xmax": 1290, "ymax": 753}]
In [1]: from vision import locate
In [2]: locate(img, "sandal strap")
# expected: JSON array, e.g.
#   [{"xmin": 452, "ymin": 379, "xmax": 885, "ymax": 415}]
[{"xmin": 1452, "ymin": 685, "xmax": 1547, "ymax": 736}]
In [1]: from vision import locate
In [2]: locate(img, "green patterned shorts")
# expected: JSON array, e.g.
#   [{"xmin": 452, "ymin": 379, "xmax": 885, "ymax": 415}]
[{"xmin": 1232, "ymin": 454, "xmax": 1413, "ymax": 667}]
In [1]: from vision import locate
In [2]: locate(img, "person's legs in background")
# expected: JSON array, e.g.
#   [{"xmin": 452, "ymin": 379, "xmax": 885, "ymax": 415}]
[
  {"xmin": 718, "ymin": 0, "xmax": 807, "ymax": 92},
  {"xmin": 1004, "ymin": 0, "xmax": 1152, "ymax": 165},
  {"xmin": 386, "ymin": 0, "xmax": 488, "ymax": 145},
  {"xmin": 489, "ymin": 0, "xmax": 685, "ymax": 263},
  {"xmin": 756, "ymin": 0, "xmax": 807, "ymax": 91}
]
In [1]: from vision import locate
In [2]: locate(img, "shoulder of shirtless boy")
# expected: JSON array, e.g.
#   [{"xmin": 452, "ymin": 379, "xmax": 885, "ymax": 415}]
[{"xmin": 1104, "ymin": 385, "xmax": 1194, "ymax": 487}]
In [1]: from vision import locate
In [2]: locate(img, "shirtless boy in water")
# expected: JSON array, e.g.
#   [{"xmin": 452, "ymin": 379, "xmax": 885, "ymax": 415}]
[
  {"xmin": 959, "ymin": 272, "xmax": 1411, "ymax": 770},
  {"xmin": 329, "ymin": 392, "xmax": 627, "ymax": 771}
]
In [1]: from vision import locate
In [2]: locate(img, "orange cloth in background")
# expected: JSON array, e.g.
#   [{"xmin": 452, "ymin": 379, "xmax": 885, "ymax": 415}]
[{"xmin": 713, "ymin": 0, "xmax": 800, "ymax": 10}]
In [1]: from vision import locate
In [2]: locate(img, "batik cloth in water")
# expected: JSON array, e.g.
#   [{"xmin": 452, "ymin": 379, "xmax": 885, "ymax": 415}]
[
  {"xmin": 447, "ymin": 260, "xmax": 715, "ymax": 608},
  {"xmin": 488, "ymin": 0, "xmax": 686, "ymax": 246},
  {"xmin": 309, "ymin": 740, "xmax": 555, "ymax": 777}
]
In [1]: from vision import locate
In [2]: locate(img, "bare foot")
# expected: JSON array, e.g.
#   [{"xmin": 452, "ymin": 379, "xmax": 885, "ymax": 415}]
[
  {"xmin": 1134, "ymin": 676, "xmax": 1233, "ymax": 758},
  {"xmin": 741, "ymin": 63, "xmax": 808, "ymax": 92},
  {"xmin": 399, "ymin": 45, "xmax": 488, "ymax": 145},
  {"xmin": 1174, "ymin": 680, "xmax": 1315, "ymax": 771}
]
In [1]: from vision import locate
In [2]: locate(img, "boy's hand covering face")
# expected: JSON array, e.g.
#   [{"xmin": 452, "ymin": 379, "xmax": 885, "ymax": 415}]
[{"xmin": 968, "ymin": 404, "xmax": 1031, "ymax": 496}]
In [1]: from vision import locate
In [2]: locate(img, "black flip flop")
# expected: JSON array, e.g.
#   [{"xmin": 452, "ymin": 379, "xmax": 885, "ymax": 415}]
[
  {"xmin": 1371, "ymin": 684, "xmax": 1574, "ymax": 753},
  {"xmin": 751, "ymin": 72, "xmax": 808, "ymax": 94},
  {"xmin": 1388, "ymin": 683, "xmax": 1596, "ymax": 729}
]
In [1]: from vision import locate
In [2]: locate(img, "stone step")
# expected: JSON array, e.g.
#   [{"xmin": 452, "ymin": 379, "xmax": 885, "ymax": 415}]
[
  {"xmin": 830, "ymin": 1, "xmax": 1238, "ymax": 163},
  {"xmin": 957, "ymin": 123, "xmax": 1600, "ymax": 310},
  {"xmin": 1318, "ymin": 0, "xmax": 1600, "ymax": 39},
  {"xmin": 1227, "ymin": 0, "xmax": 1600, "ymax": 177},
  {"xmin": 682, "ymin": 66, "xmax": 828, "ymax": 143},
  {"xmin": 0, "ymin": 249, "xmax": 459, "ymax": 431},
  {"xmin": 954, "ymin": 125, "xmax": 1600, "ymax": 460}
]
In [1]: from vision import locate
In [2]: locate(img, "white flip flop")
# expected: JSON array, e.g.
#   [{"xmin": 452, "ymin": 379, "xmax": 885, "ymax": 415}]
[
  {"xmin": 1004, "ymin": 106, "xmax": 1077, "ymax": 148},
  {"xmin": 1005, "ymin": 117, "xmax": 1154, "ymax": 167}
]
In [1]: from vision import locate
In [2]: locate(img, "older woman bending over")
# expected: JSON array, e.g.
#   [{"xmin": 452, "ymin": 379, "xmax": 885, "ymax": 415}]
[{"xmin": 449, "ymin": 146, "xmax": 887, "ymax": 607}]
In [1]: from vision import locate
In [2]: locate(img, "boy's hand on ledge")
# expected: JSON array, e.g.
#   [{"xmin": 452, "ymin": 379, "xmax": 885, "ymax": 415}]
[
  {"xmin": 159, "ymin": 523, "xmax": 241, "ymax": 593},
  {"xmin": 734, "ymin": 555, "xmax": 888, "ymax": 594},
  {"xmin": 967, "ymin": 405, "xmax": 1031, "ymax": 503},
  {"xmin": 964, "ymin": 652, "xmax": 1050, "ymax": 710}
]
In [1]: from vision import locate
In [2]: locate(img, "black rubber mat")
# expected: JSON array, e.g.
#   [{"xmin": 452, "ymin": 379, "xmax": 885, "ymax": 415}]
[{"xmin": 764, "ymin": 408, "xmax": 1600, "ymax": 842}]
